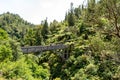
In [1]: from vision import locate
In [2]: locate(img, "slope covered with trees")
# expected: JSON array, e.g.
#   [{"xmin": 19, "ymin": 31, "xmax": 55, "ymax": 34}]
[
  {"xmin": 0, "ymin": 0, "xmax": 120, "ymax": 80},
  {"xmin": 0, "ymin": 12, "xmax": 35, "ymax": 46}
]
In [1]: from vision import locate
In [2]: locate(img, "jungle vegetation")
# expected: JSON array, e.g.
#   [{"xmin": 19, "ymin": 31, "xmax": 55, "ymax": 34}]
[{"xmin": 0, "ymin": 0, "xmax": 120, "ymax": 80}]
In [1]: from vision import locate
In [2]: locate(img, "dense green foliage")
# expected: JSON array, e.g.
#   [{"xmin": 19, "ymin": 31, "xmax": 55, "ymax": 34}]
[
  {"xmin": 0, "ymin": 0, "xmax": 120, "ymax": 80},
  {"xmin": 0, "ymin": 12, "xmax": 34, "ymax": 46}
]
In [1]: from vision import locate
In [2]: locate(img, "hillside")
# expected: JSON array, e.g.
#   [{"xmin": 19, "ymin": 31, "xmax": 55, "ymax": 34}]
[
  {"xmin": 0, "ymin": 12, "xmax": 34, "ymax": 43},
  {"xmin": 0, "ymin": 0, "xmax": 120, "ymax": 80}
]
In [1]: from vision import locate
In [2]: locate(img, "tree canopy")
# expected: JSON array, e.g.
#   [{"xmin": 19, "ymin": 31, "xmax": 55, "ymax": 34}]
[{"xmin": 0, "ymin": 0, "xmax": 120, "ymax": 80}]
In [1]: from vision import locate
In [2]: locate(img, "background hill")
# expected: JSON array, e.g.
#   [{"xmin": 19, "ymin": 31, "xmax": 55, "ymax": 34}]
[{"xmin": 0, "ymin": 12, "xmax": 34, "ymax": 44}]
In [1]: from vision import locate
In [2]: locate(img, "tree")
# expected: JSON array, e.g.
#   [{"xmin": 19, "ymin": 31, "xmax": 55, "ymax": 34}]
[
  {"xmin": 35, "ymin": 26, "xmax": 43, "ymax": 45},
  {"xmin": 99, "ymin": 0, "xmax": 120, "ymax": 38},
  {"xmin": 68, "ymin": 3, "xmax": 76, "ymax": 26},
  {"xmin": 84, "ymin": 0, "xmax": 97, "ymax": 24},
  {"xmin": 25, "ymin": 28, "xmax": 36, "ymax": 46},
  {"xmin": 41, "ymin": 18, "xmax": 49, "ymax": 40},
  {"xmin": 74, "ymin": 5, "xmax": 81, "ymax": 19},
  {"xmin": 50, "ymin": 20, "xmax": 59, "ymax": 34},
  {"xmin": 0, "ymin": 28, "xmax": 13, "ymax": 62}
]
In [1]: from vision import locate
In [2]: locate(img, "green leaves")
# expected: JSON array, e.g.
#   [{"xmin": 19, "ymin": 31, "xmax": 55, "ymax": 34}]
[
  {"xmin": 0, "ymin": 29, "xmax": 12, "ymax": 61},
  {"xmin": 41, "ymin": 19, "xmax": 49, "ymax": 40},
  {"xmin": 0, "ymin": 45, "xmax": 12, "ymax": 62},
  {"xmin": 0, "ymin": 1, "xmax": 120, "ymax": 79},
  {"xmin": 0, "ymin": 28, "xmax": 8, "ymax": 40}
]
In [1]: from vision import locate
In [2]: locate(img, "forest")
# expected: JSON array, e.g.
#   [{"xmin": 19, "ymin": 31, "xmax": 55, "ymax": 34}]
[{"xmin": 0, "ymin": 0, "xmax": 120, "ymax": 80}]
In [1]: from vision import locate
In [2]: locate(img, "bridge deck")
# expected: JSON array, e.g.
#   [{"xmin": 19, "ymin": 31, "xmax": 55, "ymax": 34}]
[{"xmin": 21, "ymin": 44, "xmax": 68, "ymax": 53}]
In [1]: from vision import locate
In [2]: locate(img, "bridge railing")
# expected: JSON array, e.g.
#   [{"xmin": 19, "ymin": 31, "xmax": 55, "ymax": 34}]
[{"xmin": 21, "ymin": 44, "xmax": 68, "ymax": 53}]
